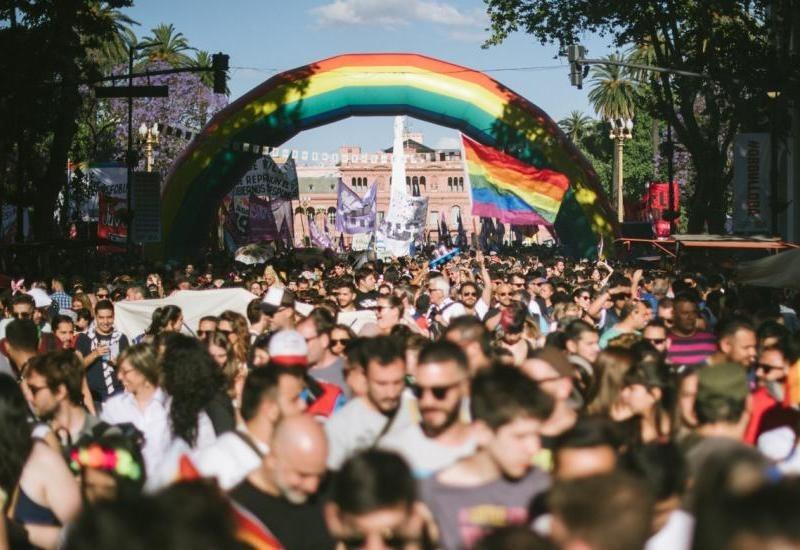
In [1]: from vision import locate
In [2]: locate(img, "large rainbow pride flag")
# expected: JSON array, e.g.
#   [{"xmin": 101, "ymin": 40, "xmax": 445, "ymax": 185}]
[{"xmin": 462, "ymin": 134, "xmax": 570, "ymax": 225}]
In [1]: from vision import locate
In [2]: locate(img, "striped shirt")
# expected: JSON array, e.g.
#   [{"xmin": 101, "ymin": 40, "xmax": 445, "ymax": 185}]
[{"xmin": 667, "ymin": 331, "xmax": 717, "ymax": 366}]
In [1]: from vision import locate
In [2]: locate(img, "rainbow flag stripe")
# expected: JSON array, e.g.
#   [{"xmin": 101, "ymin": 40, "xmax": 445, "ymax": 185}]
[
  {"xmin": 163, "ymin": 53, "xmax": 616, "ymax": 257},
  {"xmin": 462, "ymin": 134, "xmax": 569, "ymax": 225}
]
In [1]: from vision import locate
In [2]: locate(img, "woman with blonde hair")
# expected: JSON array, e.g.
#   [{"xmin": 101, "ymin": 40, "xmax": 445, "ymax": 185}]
[{"xmin": 262, "ymin": 265, "xmax": 284, "ymax": 290}]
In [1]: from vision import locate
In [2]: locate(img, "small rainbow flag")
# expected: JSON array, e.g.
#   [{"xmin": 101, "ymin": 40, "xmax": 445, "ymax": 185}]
[{"xmin": 461, "ymin": 134, "xmax": 570, "ymax": 225}]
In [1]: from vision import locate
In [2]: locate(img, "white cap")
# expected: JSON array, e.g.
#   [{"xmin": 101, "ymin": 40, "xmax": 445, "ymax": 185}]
[{"xmin": 267, "ymin": 330, "xmax": 308, "ymax": 367}]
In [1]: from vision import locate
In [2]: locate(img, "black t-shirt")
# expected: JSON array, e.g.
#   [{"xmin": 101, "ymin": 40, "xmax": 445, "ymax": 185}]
[
  {"xmin": 230, "ymin": 480, "xmax": 335, "ymax": 550},
  {"xmin": 355, "ymin": 289, "xmax": 378, "ymax": 309},
  {"xmin": 76, "ymin": 332, "xmax": 127, "ymax": 403}
]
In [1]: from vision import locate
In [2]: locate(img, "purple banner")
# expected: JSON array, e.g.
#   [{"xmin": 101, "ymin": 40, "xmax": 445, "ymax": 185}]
[
  {"xmin": 335, "ymin": 179, "xmax": 376, "ymax": 234},
  {"xmin": 248, "ymin": 195, "xmax": 278, "ymax": 241}
]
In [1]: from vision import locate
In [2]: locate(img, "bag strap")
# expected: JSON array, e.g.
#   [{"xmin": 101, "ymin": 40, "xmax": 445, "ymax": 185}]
[{"xmin": 231, "ymin": 430, "xmax": 265, "ymax": 459}]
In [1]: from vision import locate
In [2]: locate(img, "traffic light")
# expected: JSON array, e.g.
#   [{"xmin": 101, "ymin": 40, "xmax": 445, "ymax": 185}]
[
  {"xmin": 567, "ymin": 44, "xmax": 588, "ymax": 89},
  {"xmin": 212, "ymin": 53, "xmax": 229, "ymax": 94}
]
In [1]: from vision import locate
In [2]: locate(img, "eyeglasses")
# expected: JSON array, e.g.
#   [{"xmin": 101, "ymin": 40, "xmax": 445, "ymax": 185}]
[
  {"xmin": 410, "ymin": 381, "xmax": 461, "ymax": 400},
  {"xmin": 12, "ymin": 311, "xmax": 32, "ymax": 320},
  {"xmin": 461, "ymin": 292, "xmax": 477, "ymax": 297},
  {"xmin": 645, "ymin": 337, "xmax": 667, "ymax": 345}
]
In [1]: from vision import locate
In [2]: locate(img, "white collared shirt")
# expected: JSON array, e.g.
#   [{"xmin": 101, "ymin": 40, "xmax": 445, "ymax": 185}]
[
  {"xmin": 100, "ymin": 388, "xmax": 216, "ymax": 480},
  {"xmin": 192, "ymin": 427, "xmax": 269, "ymax": 490}
]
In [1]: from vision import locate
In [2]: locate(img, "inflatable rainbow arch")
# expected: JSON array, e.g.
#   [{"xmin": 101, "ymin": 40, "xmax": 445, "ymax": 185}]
[{"xmin": 162, "ymin": 53, "xmax": 617, "ymax": 257}]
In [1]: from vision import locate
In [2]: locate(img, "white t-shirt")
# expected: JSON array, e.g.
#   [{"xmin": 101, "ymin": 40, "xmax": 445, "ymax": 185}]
[
  {"xmin": 381, "ymin": 424, "xmax": 476, "ymax": 478},
  {"xmin": 645, "ymin": 509, "xmax": 694, "ymax": 550},
  {"xmin": 325, "ymin": 393, "xmax": 416, "ymax": 470},
  {"xmin": 192, "ymin": 428, "xmax": 268, "ymax": 490}
]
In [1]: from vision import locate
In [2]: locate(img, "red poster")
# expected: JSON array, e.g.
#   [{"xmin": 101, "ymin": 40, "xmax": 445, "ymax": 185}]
[{"xmin": 97, "ymin": 192, "xmax": 127, "ymax": 242}]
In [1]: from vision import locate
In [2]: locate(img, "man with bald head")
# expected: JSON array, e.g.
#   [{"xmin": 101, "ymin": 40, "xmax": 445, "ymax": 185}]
[{"xmin": 230, "ymin": 415, "xmax": 335, "ymax": 549}]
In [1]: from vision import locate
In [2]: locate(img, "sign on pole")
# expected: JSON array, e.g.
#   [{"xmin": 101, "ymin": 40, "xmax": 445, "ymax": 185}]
[
  {"xmin": 132, "ymin": 171, "xmax": 161, "ymax": 243},
  {"xmin": 732, "ymin": 133, "xmax": 771, "ymax": 234}
]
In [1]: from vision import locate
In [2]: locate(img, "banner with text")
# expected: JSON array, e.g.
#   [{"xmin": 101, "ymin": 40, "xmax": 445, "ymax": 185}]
[
  {"xmin": 376, "ymin": 195, "xmax": 429, "ymax": 258},
  {"xmin": 733, "ymin": 133, "xmax": 770, "ymax": 234}
]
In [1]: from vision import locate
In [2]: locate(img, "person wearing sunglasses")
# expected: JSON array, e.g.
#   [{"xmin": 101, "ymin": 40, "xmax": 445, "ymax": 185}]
[
  {"xmin": 329, "ymin": 324, "xmax": 355, "ymax": 359},
  {"xmin": 744, "ymin": 343, "xmax": 800, "ymax": 446},
  {"xmin": 420, "ymin": 366, "xmax": 553, "ymax": 550},
  {"xmin": 381, "ymin": 341, "xmax": 474, "ymax": 479},
  {"xmin": 196, "ymin": 316, "xmax": 219, "ymax": 343},
  {"xmin": 642, "ymin": 320, "xmax": 671, "ymax": 356},
  {"xmin": 298, "ymin": 310, "xmax": 349, "ymax": 397},
  {"xmin": 325, "ymin": 449, "xmax": 438, "ymax": 550}
]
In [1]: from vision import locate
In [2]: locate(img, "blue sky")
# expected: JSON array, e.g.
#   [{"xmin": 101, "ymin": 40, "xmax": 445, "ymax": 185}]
[{"xmin": 125, "ymin": 0, "xmax": 617, "ymax": 155}]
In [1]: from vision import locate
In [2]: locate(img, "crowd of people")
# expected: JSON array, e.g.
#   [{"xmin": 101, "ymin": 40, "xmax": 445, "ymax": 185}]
[{"xmin": 0, "ymin": 244, "xmax": 799, "ymax": 549}]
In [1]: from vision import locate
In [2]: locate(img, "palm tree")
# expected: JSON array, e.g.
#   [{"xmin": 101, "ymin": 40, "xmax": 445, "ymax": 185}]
[
  {"xmin": 190, "ymin": 50, "xmax": 214, "ymax": 89},
  {"xmin": 587, "ymin": 53, "xmax": 638, "ymax": 121},
  {"xmin": 588, "ymin": 53, "xmax": 639, "ymax": 223},
  {"xmin": 86, "ymin": 4, "xmax": 139, "ymax": 71},
  {"xmin": 559, "ymin": 111, "xmax": 594, "ymax": 144},
  {"xmin": 139, "ymin": 23, "xmax": 194, "ymax": 67}
]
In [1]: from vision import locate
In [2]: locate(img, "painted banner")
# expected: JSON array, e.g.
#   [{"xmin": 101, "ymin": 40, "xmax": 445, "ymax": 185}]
[
  {"xmin": 376, "ymin": 195, "xmax": 429, "ymax": 258},
  {"xmin": 309, "ymin": 219, "xmax": 333, "ymax": 249},
  {"xmin": 335, "ymin": 180, "xmax": 377, "ymax": 234},
  {"xmin": 248, "ymin": 195, "xmax": 278, "ymax": 241},
  {"xmin": 237, "ymin": 155, "xmax": 299, "ymax": 200},
  {"xmin": 733, "ymin": 133, "xmax": 771, "ymax": 234}
]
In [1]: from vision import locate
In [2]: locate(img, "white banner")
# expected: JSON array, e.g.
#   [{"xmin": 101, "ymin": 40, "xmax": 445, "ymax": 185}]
[
  {"xmin": 733, "ymin": 133, "xmax": 771, "ymax": 234},
  {"xmin": 113, "ymin": 288, "xmax": 256, "ymax": 341},
  {"xmin": 377, "ymin": 195, "xmax": 429, "ymax": 258}
]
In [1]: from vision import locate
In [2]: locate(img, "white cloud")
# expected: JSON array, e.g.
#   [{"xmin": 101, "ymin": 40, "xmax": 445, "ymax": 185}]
[
  {"xmin": 434, "ymin": 136, "xmax": 460, "ymax": 150},
  {"xmin": 311, "ymin": 0, "xmax": 485, "ymax": 29}
]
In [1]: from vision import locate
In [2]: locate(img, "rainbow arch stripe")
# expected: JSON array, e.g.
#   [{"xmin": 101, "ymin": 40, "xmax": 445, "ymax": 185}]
[{"xmin": 163, "ymin": 53, "xmax": 617, "ymax": 257}]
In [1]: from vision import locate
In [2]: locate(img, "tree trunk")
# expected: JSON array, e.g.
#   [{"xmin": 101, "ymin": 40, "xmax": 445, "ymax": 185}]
[{"xmin": 687, "ymin": 145, "xmax": 727, "ymax": 234}]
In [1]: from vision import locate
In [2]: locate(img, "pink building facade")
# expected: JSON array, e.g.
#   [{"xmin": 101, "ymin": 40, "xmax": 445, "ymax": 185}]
[{"xmin": 293, "ymin": 137, "xmax": 476, "ymax": 245}]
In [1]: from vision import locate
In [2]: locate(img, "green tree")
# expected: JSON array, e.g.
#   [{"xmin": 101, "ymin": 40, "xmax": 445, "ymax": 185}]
[
  {"xmin": 0, "ymin": 0, "xmax": 134, "ymax": 239},
  {"xmin": 483, "ymin": 0, "xmax": 798, "ymax": 233},
  {"xmin": 558, "ymin": 111, "xmax": 594, "ymax": 143},
  {"xmin": 139, "ymin": 23, "xmax": 193, "ymax": 67},
  {"xmin": 587, "ymin": 54, "xmax": 638, "ymax": 121},
  {"xmin": 190, "ymin": 50, "xmax": 214, "ymax": 88}
]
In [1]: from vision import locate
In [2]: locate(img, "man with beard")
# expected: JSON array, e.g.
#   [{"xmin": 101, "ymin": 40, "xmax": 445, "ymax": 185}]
[
  {"xmin": 381, "ymin": 341, "xmax": 475, "ymax": 478},
  {"xmin": 333, "ymin": 281, "xmax": 358, "ymax": 313},
  {"xmin": 22, "ymin": 350, "xmax": 99, "ymax": 445},
  {"xmin": 230, "ymin": 415, "xmax": 335, "ymax": 549},
  {"xmin": 744, "ymin": 344, "xmax": 800, "ymax": 446},
  {"xmin": 421, "ymin": 366, "xmax": 553, "ymax": 550},
  {"xmin": 325, "ymin": 336, "xmax": 415, "ymax": 469}
]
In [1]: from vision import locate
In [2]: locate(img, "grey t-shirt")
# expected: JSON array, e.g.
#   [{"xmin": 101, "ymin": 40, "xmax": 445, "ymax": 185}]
[
  {"xmin": 311, "ymin": 357, "xmax": 349, "ymax": 398},
  {"xmin": 380, "ymin": 424, "xmax": 475, "ymax": 479},
  {"xmin": 420, "ymin": 467, "xmax": 550, "ymax": 550}
]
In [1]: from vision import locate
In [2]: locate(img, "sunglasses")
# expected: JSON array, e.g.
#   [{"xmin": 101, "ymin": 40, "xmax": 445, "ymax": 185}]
[
  {"xmin": 461, "ymin": 292, "xmax": 477, "ymax": 297},
  {"xmin": 757, "ymin": 363, "xmax": 785, "ymax": 372},
  {"xmin": 410, "ymin": 381, "xmax": 461, "ymax": 400},
  {"xmin": 197, "ymin": 330, "xmax": 213, "ymax": 337},
  {"xmin": 217, "ymin": 329, "xmax": 232, "ymax": 336},
  {"xmin": 330, "ymin": 338, "xmax": 350, "ymax": 347},
  {"xmin": 645, "ymin": 338, "xmax": 666, "ymax": 345}
]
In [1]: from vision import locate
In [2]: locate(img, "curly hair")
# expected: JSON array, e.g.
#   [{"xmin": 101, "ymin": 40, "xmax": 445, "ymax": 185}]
[
  {"xmin": 160, "ymin": 335, "xmax": 219, "ymax": 446},
  {"xmin": 0, "ymin": 374, "xmax": 33, "ymax": 494}
]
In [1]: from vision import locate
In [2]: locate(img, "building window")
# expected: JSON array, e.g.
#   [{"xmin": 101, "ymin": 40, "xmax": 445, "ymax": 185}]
[
  {"xmin": 378, "ymin": 211, "xmax": 385, "ymax": 225},
  {"xmin": 429, "ymin": 211, "xmax": 439, "ymax": 228},
  {"xmin": 295, "ymin": 206, "xmax": 304, "ymax": 216},
  {"xmin": 327, "ymin": 207, "xmax": 336, "ymax": 226},
  {"xmin": 420, "ymin": 176, "xmax": 426, "ymax": 194},
  {"xmin": 447, "ymin": 177, "xmax": 453, "ymax": 191},
  {"xmin": 306, "ymin": 207, "xmax": 315, "ymax": 222},
  {"xmin": 411, "ymin": 176, "xmax": 420, "ymax": 197},
  {"xmin": 351, "ymin": 177, "xmax": 356, "ymax": 188},
  {"xmin": 458, "ymin": 177, "xmax": 464, "ymax": 191}
]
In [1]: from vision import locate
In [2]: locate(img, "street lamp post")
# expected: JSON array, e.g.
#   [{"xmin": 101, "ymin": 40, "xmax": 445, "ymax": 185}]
[
  {"xmin": 138, "ymin": 122, "xmax": 160, "ymax": 173},
  {"xmin": 609, "ymin": 118, "xmax": 634, "ymax": 223}
]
